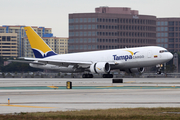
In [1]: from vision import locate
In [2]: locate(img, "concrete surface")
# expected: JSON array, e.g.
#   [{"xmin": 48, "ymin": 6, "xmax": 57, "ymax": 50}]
[{"xmin": 0, "ymin": 78, "xmax": 180, "ymax": 114}]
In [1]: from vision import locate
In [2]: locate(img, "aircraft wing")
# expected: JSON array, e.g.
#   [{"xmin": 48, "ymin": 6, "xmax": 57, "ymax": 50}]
[
  {"xmin": 16, "ymin": 57, "xmax": 93, "ymax": 67},
  {"xmin": 14, "ymin": 57, "xmax": 116, "ymax": 68}
]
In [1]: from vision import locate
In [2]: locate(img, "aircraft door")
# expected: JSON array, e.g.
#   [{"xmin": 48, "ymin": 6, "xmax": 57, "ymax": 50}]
[{"xmin": 147, "ymin": 50, "xmax": 152, "ymax": 58}]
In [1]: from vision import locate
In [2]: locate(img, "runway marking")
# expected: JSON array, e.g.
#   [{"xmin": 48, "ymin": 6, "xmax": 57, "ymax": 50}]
[
  {"xmin": 47, "ymin": 86, "xmax": 58, "ymax": 89},
  {"xmin": 0, "ymin": 104, "xmax": 56, "ymax": 108},
  {"xmin": 96, "ymin": 86, "xmax": 123, "ymax": 88},
  {"xmin": 0, "ymin": 86, "xmax": 180, "ymax": 90}
]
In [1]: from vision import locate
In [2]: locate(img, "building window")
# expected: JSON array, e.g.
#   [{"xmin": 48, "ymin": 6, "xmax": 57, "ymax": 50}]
[
  {"xmin": 160, "ymin": 27, "xmax": 164, "ymax": 31},
  {"xmin": 92, "ymin": 32, "xmax": 96, "ymax": 36},
  {"xmin": 88, "ymin": 32, "xmax": 91, "ymax": 36},
  {"xmin": 84, "ymin": 45, "xmax": 87, "ymax": 49},
  {"xmin": 164, "ymin": 44, "xmax": 168, "ymax": 48},
  {"xmin": 157, "ymin": 38, "xmax": 161, "ymax": 43},
  {"xmin": 92, "ymin": 38, "xmax": 96, "ymax": 43},
  {"xmin": 169, "ymin": 38, "xmax": 174, "ymax": 42},
  {"xmin": 164, "ymin": 33, "xmax": 168, "ymax": 37},
  {"xmin": 176, "ymin": 27, "xmax": 178, "ymax": 31},
  {"xmin": 88, "ymin": 38, "xmax": 91, "ymax": 43},
  {"xmin": 175, "ymin": 21, "xmax": 178, "ymax": 25},
  {"xmin": 75, "ymin": 39, "xmax": 79, "ymax": 43},
  {"xmin": 92, "ymin": 25, "xmax": 96, "ymax": 29},
  {"xmin": 161, "ymin": 38, "xmax": 164, "ymax": 42},
  {"xmin": 157, "ymin": 22, "xmax": 160, "ymax": 26},
  {"xmin": 80, "ymin": 45, "xmax": 83, "ymax": 49},
  {"xmin": 69, "ymin": 25, "xmax": 74, "ymax": 30},
  {"xmin": 84, "ymin": 32, "xmax": 87, "ymax": 36},
  {"xmin": 164, "ymin": 27, "xmax": 168, "ymax": 31},
  {"xmin": 84, "ymin": 25, "xmax": 87, "ymax": 29},
  {"xmin": 164, "ymin": 21, "xmax": 168, "ymax": 25},
  {"xmin": 169, "ymin": 27, "xmax": 174, "ymax": 31},
  {"xmin": 74, "ymin": 25, "xmax": 78, "ymax": 30},
  {"xmin": 80, "ymin": 18, "xmax": 83, "ymax": 22},
  {"xmin": 161, "ymin": 33, "xmax": 164, "ymax": 37},
  {"xmin": 80, "ymin": 32, "xmax": 83, "ymax": 36},
  {"xmin": 84, "ymin": 18, "xmax": 87, "ymax": 22},
  {"xmin": 176, "ymin": 38, "xmax": 178, "ymax": 42},
  {"xmin": 84, "ymin": 38, "xmax": 87, "ymax": 43},
  {"xmin": 75, "ymin": 18, "xmax": 78, "ymax": 23},
  {"xmin": 165, "ymin": 38, "xmax": 168, "ymax": 42},
  {"xmin": 76, "ymin": 45, "xmax": 79, "ymax": 49},
  {"xmin": 2, "ymin": 36, "xmax": 5, "ymax": 41},
  {"xmin": 88, "ymin": 18, "xmax": 91, "ymax": 22},
  {"xmin": 92, "ymin": 18, "xmax": 96, "ymax": 22},
  {"xmin": 92, "ymin": 45, "xmax": 96, "ymax": 49},
  {"xmin": 69, "ymin": 32, "xmax": 74, "ymax": 36},
  {"xmin": 169, "ymin": 33, "xmax": 174, "ymax": 37},
  {"xmin": 169, "ymin": 44, "xmax": 174, "ymax": 48},
  {"xmin": 156, "ymin": 33, "xmax": 160, "ymax": 37},
  {"xmin": 169, "ymin": 21, "xmax": 174, "ymax": 26},
  {"xmin": 80, "ymin": 25, "xmax": 83, "ymax": 29},
  {"xmin": 75, "ymin": 32, "xmax": 78, "ymax": 36},
  {"xmin": 88, "ymin": 45, "xmax": 91, "ymax": 49},
  {"xmin": 69, "ymin": 19, "xmax": 74, "ymax": 23},
  {"xmin": 80, "ymin": 39, "xmax": 83, "ymax": 43},
  {"xmin": 161, "ymin": 22, "xmax": 164, "ymax": 26},
  {"xmin": 88, "ymin": 25, "xmax": 91, "ymax": 29}
]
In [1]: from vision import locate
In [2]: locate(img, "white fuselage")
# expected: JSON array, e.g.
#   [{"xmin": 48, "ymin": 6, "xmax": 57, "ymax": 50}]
[{"xmin": 30, "ymin": 46, "xmax": 173, "ymax": 72}]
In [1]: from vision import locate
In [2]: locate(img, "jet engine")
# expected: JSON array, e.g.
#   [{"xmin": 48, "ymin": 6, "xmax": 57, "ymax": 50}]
[
  {"xmin": 125, "ymin": 67, "xmax": 144, "ymax": 74},
  {"xmin": 90, "ymin": 62, "xmax": 110, "ymax": 74}
]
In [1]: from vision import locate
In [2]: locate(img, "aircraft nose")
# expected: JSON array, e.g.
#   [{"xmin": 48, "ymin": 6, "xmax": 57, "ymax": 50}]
[{"xmin": 167, "ymin": 52, "xmax": 173, "ymax": 60}]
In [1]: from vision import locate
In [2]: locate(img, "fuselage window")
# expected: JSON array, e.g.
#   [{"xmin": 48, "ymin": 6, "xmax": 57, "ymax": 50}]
[{"xmin": 159, "ymin": 50, "xmax": 168, "ymax": 53}]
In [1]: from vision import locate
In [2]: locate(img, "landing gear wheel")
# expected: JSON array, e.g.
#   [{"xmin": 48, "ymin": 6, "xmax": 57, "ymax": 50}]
[
  {"xmin": 102, "ymin": 74, "xmax": 113, "ymax": 78},
  {"xmin": 82, "ymin": 74, "xmax": 93, "ymax": 78},
  {"xmin": 157, "ymin": 71, "xmax": 161, "ymax": 74},
  {"xmin": 156, "ymin": 64, "xmax": 162, "ymax": 74},
  {"xmin": 82, "ymin": 74, "xmax": 86, "ymax": 78}
]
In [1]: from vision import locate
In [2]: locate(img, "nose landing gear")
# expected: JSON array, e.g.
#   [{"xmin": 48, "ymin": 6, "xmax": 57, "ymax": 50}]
[{"xmin": 156, "ymin": 64, "xmax": 163, "ymax": 74}]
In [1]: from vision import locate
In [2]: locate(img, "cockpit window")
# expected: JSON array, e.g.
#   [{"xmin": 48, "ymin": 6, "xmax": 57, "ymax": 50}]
[{"xmin": 159, "ymin": 50, "xmax": 168, "ymax": 53}]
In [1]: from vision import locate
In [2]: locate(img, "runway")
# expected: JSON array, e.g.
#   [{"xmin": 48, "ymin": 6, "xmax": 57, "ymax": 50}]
[
  {"xmin": 0, "ymin": 78, "xmax": 180, "ymax": 114},
  {"xmin": 0, "ymin": 86, "xmax": 180, "ymax": 90}
]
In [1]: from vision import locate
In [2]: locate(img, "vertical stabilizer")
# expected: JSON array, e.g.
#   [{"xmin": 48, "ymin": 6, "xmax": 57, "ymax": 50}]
[{"xmin": 24, "ymin": 26, "xmax": 57, "ymax": 58}]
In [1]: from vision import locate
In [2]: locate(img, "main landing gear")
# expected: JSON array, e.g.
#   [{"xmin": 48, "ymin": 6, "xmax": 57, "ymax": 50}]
[
  {"xmin": 102, "ymin": 74, "xmax": 113, "ymax": 78},
  {"xmin": 156, "ymin": 64, "xmax": 162, "ymax": 74},
  {"xmin": 82, "ymin": 74, "xmax": 93, "ymax": 78},
  {"xmin": 82, "ymin": 74, "xmax": 113, "ymax": 78}
]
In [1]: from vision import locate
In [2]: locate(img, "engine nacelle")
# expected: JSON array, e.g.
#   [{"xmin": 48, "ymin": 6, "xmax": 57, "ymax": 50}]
[
  {"xmin": 90, "ymin": 62, "xmax": 110, "ymax": 74},
  {"xmin": 126, "ymin": 67, "xmax": 144, "ymax": 74}
]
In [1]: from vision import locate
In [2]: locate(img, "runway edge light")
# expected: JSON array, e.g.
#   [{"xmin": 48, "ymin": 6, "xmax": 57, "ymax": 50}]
[{"xmin": 8, "ymin": 98, "xmax": 10, "ymax": 105}]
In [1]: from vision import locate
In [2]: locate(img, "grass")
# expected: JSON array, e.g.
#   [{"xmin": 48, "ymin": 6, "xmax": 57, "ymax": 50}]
[{"xmin": 1, "ymin": 108, "xmax": 180, "ymax": 120}]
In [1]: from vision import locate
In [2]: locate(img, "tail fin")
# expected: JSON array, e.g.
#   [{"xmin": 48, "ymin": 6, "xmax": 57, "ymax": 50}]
[{"xmin": 24, "ymin": 26, "xmax": 57, "ymax": 58}]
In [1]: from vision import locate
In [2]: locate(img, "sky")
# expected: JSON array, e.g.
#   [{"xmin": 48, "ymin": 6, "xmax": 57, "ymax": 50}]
[{"xmin": 0, "ymin": 0, "xmax": 180, "ymax": 37}]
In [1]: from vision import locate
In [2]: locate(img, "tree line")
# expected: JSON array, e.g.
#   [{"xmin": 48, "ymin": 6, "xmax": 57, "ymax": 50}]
[{"xmin": 0, "ymin": 57, "xmax": 41, "ymax": 72}]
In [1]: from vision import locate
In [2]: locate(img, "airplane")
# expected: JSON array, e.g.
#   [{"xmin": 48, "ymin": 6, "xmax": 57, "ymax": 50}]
[{"xmin": 10, "ymin": 26, "xmax": 173, "ymax": 78}]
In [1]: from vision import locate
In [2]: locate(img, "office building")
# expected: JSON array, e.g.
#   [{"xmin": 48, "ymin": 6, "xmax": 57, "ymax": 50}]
[
  {"xmin": 156, "ymin": 18, "xmax": 180, "ymax": 52},
  {"xmin": 68, "ymin": 7, "xmax": 157, "ymax": 53},
  {"xmin": 0, "ymin": 33, "xmax": 18, "ymax": 58}
]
